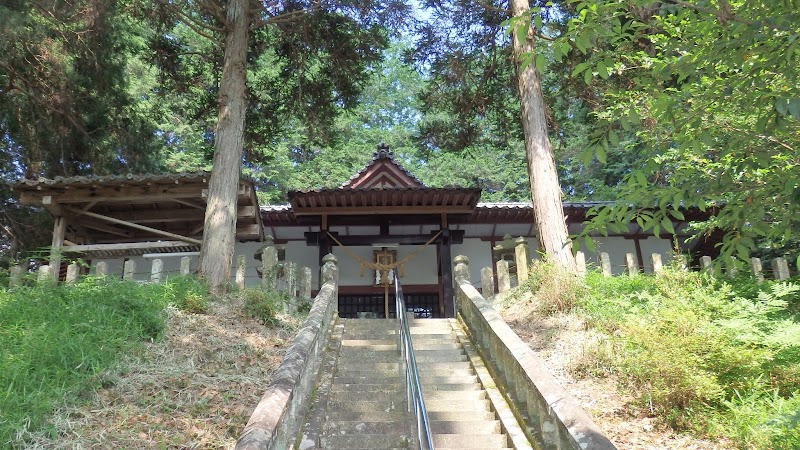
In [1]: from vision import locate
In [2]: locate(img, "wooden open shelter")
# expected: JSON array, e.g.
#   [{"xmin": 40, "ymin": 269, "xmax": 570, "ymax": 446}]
[{"xmin": 12, "ymin": 172, "xmax": 263, "ymax": 273}]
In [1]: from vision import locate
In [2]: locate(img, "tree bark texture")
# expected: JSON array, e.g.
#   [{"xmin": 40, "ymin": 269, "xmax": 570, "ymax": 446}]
[
  {"xmin": 509, "ymin": 0, "xmax": 577, "ymax": 272},
  {"xmin": 199, "ymin": 0, "xmax": 249, "ymax": 293}
]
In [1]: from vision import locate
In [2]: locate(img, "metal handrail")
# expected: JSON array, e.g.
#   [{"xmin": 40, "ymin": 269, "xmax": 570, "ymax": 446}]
[{"xmin": 393, "ymin": 269, "xmax": 435, "ymax": 450}]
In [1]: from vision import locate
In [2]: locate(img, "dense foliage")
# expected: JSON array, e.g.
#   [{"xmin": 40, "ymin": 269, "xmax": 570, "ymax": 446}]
[
  {"xmin": 507, "ymin": 263, "xmax": 800, "ymax": 448},
  {"xmin": 0, "ymin": 275, "xmax": 208, "ymax": 446},
  {"xmin": 545, "ymin": 0, "xmax": 800, "ymax": 261}
]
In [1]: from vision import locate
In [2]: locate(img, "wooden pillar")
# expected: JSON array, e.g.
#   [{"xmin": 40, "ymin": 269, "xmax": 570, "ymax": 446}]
[
  {"xmin": 49, "ymin": 216, "xmax": 67, "ymax": 281},
  {"xmin": 438, "ymin": 229, "xmax": 454, "ymax": 318}
]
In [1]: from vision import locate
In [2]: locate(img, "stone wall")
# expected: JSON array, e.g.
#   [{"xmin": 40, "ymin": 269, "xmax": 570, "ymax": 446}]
[
  {"xmin": 236, "ymin": 255, "xmax": 339, "ymax": 450},
  {"xmin": 453, "ymin": 255, "xmax": 617, "ymax": 450}
]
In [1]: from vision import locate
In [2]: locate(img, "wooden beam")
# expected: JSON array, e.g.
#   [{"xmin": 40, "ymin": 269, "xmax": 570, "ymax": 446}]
[
  {"xmin": 63, "ymin": 241, "xmax": 200, "ymax": 253},
  {"xmin": 63, "ymin": 207, "xmax": 202, "ymax": 245},
  {"xmin": 49, "ymin": 216, "xmax": 67, "ymax": 274},
  {"xmin": 293, "ymin": 205, "xmax": 475, "ymax": 215},
  {"xmin": 171, "ymin": 198, "xmax": 206, "ymax": 210},
  {"xmin": 102, "ymin": 206, "xmax": 255, "ymax": 224},
  {"xmin": 20, "ymin": 185, "xmax": 206, "ymax": 205},
  {"xmin": 76, "ymin": 219, "xmax": 133, "ymax": 237}
]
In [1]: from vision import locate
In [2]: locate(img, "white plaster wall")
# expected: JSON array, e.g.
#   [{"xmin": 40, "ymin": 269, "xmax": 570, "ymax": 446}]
[
  {"xmin": 639, "ymin": 237, "xmax": 674, "ymax": 272},
  {"xmin": 284, "ymin": 241, "xmax": 320, "ymax": 285},
  {"xmin": 331, "ymin": 244, "xmax": 438, "ymax": 287}
]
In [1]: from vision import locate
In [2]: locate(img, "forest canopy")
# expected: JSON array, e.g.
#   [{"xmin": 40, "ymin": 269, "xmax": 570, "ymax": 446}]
[{"xmin": 1, "ymin": 0, "xmax": 798, "ymax": 265}]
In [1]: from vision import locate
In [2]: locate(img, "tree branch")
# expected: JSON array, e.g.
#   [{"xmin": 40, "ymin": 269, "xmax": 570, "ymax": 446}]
[
  {"xmin": 157, "ymin": 0, "xmax": 223, "ymax": 43},
  {"xmin": 251, "ymin": 5, "xmax": 318, "ymax": 29},
  {"xmin": 663, "ymin": 0, "xmax": 794, "ymax": 33}
]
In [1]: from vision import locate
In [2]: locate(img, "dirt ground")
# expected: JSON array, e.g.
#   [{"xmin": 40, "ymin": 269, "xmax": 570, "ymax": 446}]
[
  {"xmin": 501, "ymin": 301, "xmax": 732, "ymax": 450},
  {"xmin": 23, "ymin": 296, "xmax": 297, "ymax": 450}
]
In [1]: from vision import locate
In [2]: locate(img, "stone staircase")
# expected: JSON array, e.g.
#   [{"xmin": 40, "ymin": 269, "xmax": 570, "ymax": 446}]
[{"xmin": 299, "ymin": 318, "xmax": 524, "ymax": 449}]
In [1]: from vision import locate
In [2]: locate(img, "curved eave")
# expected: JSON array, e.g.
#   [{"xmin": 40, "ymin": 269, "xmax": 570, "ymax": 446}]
[{"xmin": 288, "ymin": 188, "xmax": 481, "ymax": 215}]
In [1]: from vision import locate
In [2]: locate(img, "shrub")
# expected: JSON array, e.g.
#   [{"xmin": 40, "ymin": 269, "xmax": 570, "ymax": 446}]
[
  {"xmin": 504, "ymin": 260, "xmax": 585, "ymax": 317},
  {"xmin": 241, "ymin": 288, "xmax": 285, "ymax": 325}
]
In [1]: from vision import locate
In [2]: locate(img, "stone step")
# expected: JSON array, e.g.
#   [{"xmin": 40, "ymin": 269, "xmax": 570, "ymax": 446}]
[
  {"xmin": 337, "ymin": 343, "xmax": 398, "ymax": 352},
  {"xmin": 422, "ymin": 397, "xmax": 491, "ymax": 412},
  {"xmin": 320, "ymin": 433, "xmax": 410, "ymax": 449},
  {"xmin": 335, "ymin": 374, "xmax": 480, "ymax": 385},
  {"xmin": 337, "ymin": 368, "xmax": 475, "ymax": 379},
  {"xmin": 429, "ymin": 419, "xmax": 502, "ymax": 434},
  {"xmin": 326, "ymin": 399, "xmax": 407, "ymax": 413},
  {"xmin": 427, "ymin": 410, "xmax": 497, "ymax": 421},
  {"xmin": 336, "ymin": 349, "xmax": 466, "ymax": 363},
  {"xmin": 340, "ymin": 339, "xmax": 397, "ymax": 347},
  {"xmin": 323, "ymin": 420, "xmax": 411, "ymax": 436},
  {"xmin": 421, "ymin": 382, "xmax": 483, "ymax": 392},
  {"xmin": 329, "ymin": 388, "xmax": 486, "ymax": 404},
  {"xmin": 432, "ymin": 433, "xmax": 508, "ymax": 448}
]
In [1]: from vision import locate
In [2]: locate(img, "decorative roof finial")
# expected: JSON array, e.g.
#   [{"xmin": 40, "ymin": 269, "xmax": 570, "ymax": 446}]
[{"xmin": 375, "ymin": 142, "xmax": 391, "ymax": 159}]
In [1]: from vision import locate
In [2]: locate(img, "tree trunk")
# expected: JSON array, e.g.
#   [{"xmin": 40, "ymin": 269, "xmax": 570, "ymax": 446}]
[
  {"xmin": 198, "ymin": 0, "xmax": 249, "ymax": 293},
  {"xmin": 509, "ymin": 0, "xmax": 577, "ymax": 272}
]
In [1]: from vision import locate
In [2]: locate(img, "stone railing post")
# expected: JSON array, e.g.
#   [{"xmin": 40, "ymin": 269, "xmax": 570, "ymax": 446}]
[
  {"xmin": 260, "ymin": 236, "xmax": 278, "ymax": 290},
  {"xmin": 66, "ymin": 263, "xmax": 80, "ymax": 284},
  {"xmin": 751, "ymin": 257, "xmax": 764, "ymax": 283},
  {"xmin": 321, "ymin": 253, "xmax": 338, "ymax": 285},
  {"xmin": 651, "ymin": 253, "xmax": 663, "ymax": 274},
  {"xmin": 700, "ymin": 255, "xmax": 713, "ymax": 272},
  {"xmin": 299, "ymin": 266, "xmax": 312, "ymax": 303},
  {"xmin": 453, "ymin": 255, "xmax": 470, "ymax": 310},
  {"xmin": 575, "ymin": 251, "xmax": 586, "ymax": 278},
  {"xmin": 599, "ymin": 252, "xmax": 612, "ymax": 277},
  {"xmin": 772, "ymin": 257, "xmax": 790, "ymax": 280},
  {"xmin": 37, "ymin": 265, "xmax": 52, "ymax": 284},
  {"xmin": 123, "ymin": 260, "xmax": 136, "ymax": 281},
  {"xmin": 95, "ymin": 261, "xmax": 108, "ymax": 277},
  {"xmin": 151, "ymin": 258, "xmax": 164, "ymax": 284},
  {"xmin": 625, "ymin": 253, "xmax": 638, "ymax": 276},
  {"xmin": 180, "ymin": 256, "xmax": 191, "ymax": 276},
  {"xmin": 514, "ymin": 237, "xmax": 529, "ymax": 284},
  {"xmin": 9, "ymin": 265, "xmax": 22, "ymax": 287},
  {"xmin": 236, "ymin": 255, "xmax": 246, "ymax": 289},
  {"xmin": 454, "ymin": 255, "xmax": 470, "ymax": 284},
  {"xmin": 496, "ymin": 260, "xmax": 511, "ymax": 293},
  {"xmin": 480, "ymin": 266, "xmax": 494, "ymax": 298}
]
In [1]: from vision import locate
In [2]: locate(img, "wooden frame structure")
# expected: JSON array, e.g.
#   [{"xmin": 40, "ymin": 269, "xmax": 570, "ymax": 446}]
[{"xmin": 12, "ymin": 172, "xmax": 263, "ymax": 273}]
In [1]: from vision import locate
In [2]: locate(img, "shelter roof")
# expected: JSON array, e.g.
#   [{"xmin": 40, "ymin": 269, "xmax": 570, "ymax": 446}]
[
  {"xmin": 288, "ymin": 147, "xmax": 480, "ymax": 215},
  {"xmin": 12, "ymin": 171, "xmax": 263, "ymax": 258},
  {"xmin": 340, "ymin": 145, "xmax": 424, "ymax": 189}
]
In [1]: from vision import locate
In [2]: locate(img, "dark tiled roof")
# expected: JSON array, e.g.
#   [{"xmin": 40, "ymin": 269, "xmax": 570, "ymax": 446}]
[{"xmin": 9, "ymin": 171, "xmax": 211, "ymax": 189}]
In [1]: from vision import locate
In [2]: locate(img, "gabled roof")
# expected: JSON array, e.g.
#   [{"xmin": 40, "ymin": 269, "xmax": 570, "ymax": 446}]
[{"xmin": 340, "ymin": 145, "xmax": 424, "ymax": 189}]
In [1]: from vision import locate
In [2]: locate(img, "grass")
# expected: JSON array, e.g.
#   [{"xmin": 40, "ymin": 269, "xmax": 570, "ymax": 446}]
[
  {"xmin": 503, "ymin": 261, "xmax": 800, "ymax": 449},
  {"xmin": 0, "ymin": 274, "xmax": 208, "ymax": 447}
]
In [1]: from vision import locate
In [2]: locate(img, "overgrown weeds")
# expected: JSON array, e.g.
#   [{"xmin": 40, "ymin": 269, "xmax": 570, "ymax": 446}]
[
  {"xmin": 502, "ymin": 261, "xmax": 800, "ymax": 449},
  {"xmin": 0, "ymin": 275, "xmax": 209, "ymax": 447},
  {"xmin": 240, "ymin": 287, "xmax": 288, "ymax": 326}
]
